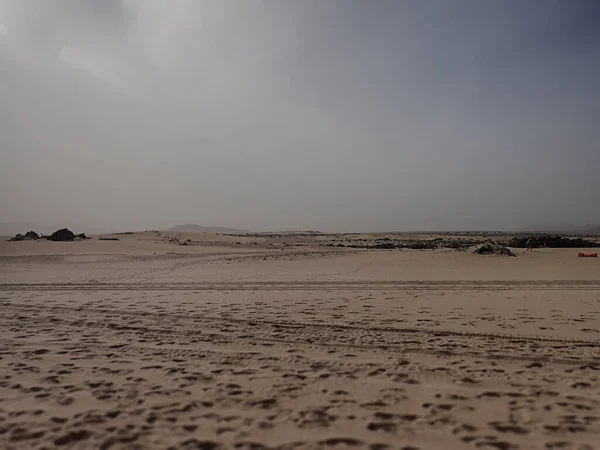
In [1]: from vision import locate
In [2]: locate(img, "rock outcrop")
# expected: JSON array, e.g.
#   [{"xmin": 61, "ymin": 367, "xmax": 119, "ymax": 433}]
[
  {"xmin": 508, "ymin": 235, "xmax": 600, "ymax": 248},
  {"xmin": 8, "ymin": 230, "xmax": 40, "ymax": 241},
  {"xmin": 474, "ymin": 242, "xmax": 516, "ymax": 256},
  {"xmin": 47, "ymin": 228, "xmax": 77, "ymax": 242}
]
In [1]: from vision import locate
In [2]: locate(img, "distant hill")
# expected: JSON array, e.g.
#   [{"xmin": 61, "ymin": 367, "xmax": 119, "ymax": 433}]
[
  {"xmin": 521, "ymin": 224, "xmax": 600, "ymax": 234},
  {"xmin": 165, "ymin": 224, "xmax": 249, "ymax": 234}
]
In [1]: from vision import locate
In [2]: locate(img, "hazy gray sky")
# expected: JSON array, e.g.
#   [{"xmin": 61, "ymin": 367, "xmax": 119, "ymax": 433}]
[{"xmin": 1, "ymin": 1, "xmax": 599, "ymax": 232}]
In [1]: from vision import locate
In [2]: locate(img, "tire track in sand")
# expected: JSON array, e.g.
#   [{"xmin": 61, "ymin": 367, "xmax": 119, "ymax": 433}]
[{"xmin": 2, "ymin": 280, "xmax": 600, "ymax": 291}]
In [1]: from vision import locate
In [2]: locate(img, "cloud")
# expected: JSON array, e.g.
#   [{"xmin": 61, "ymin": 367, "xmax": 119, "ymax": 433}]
[
  {"xmin": 1, "ymin": 0, "xmax": 599, "ymax": 232},
  {"xmin": 58, "ymin": 46, "xmax": 134, "ymax": 95}
]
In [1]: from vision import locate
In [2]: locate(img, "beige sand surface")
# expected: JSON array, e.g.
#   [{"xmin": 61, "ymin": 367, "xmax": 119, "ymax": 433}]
[{"xmin": 1, "ymin": 233, "xmax": 599, "ymax": 449}]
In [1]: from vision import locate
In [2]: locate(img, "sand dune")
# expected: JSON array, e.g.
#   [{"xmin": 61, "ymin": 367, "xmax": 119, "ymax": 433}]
[{"xmin": 1, "ymin": 232, "xmax": 598, "ymax": 449}]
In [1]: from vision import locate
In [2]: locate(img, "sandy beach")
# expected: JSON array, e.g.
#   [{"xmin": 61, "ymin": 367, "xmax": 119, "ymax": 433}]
[{"xmin": 1, "ymin": 232, "xmax": 599, "ymax": 449}]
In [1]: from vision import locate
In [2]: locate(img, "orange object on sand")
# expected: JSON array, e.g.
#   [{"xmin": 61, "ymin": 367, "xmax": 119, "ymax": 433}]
[{"xmin": 578, "ymin": 253, "xmax": 598, "ymax": 257}]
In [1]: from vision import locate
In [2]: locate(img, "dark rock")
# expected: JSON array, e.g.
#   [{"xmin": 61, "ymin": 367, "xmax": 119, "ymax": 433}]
[
  {"xmin": 499, "ymin": 247, "xmax": 516, "ymax": 257},
  {"xmin": 47, "ymin": 228, "xmax": 77, "ymax": 242},
  {"xmin": 475, "ymin": 242, "xmax": 516, "ymax": 256},
  {"xmin": 8, "ymin": 230, "xmax": 39, "ymax": 242},
  {"xmin": 371, "ymin": 242, "xmax": 396, "ymax": 250},
  {"xmin": 405, "ymin": 241, "xmax": 438, "ymax": 250},
  {"xmin": 475, "ymin": 243, "xmax": 495, "ymax": 255},
  {"xmin": 446, "ymin": 239, "xmax": 476, "ymax": 251},
  {"xmin": 509, "ymin": 235, "xmax": 600, "ymax": 249}
]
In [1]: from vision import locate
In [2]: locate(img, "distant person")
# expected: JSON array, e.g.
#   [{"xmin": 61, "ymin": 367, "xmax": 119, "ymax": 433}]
[{"xmin": 526, "ymin": 238, "xmax": 533, "ymax": 251}]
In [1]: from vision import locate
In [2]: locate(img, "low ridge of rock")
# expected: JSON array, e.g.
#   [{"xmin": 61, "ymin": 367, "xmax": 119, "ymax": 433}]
[{"xmin": 509, "ymin": 235, "xmax": 600, "ymax": 249}]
